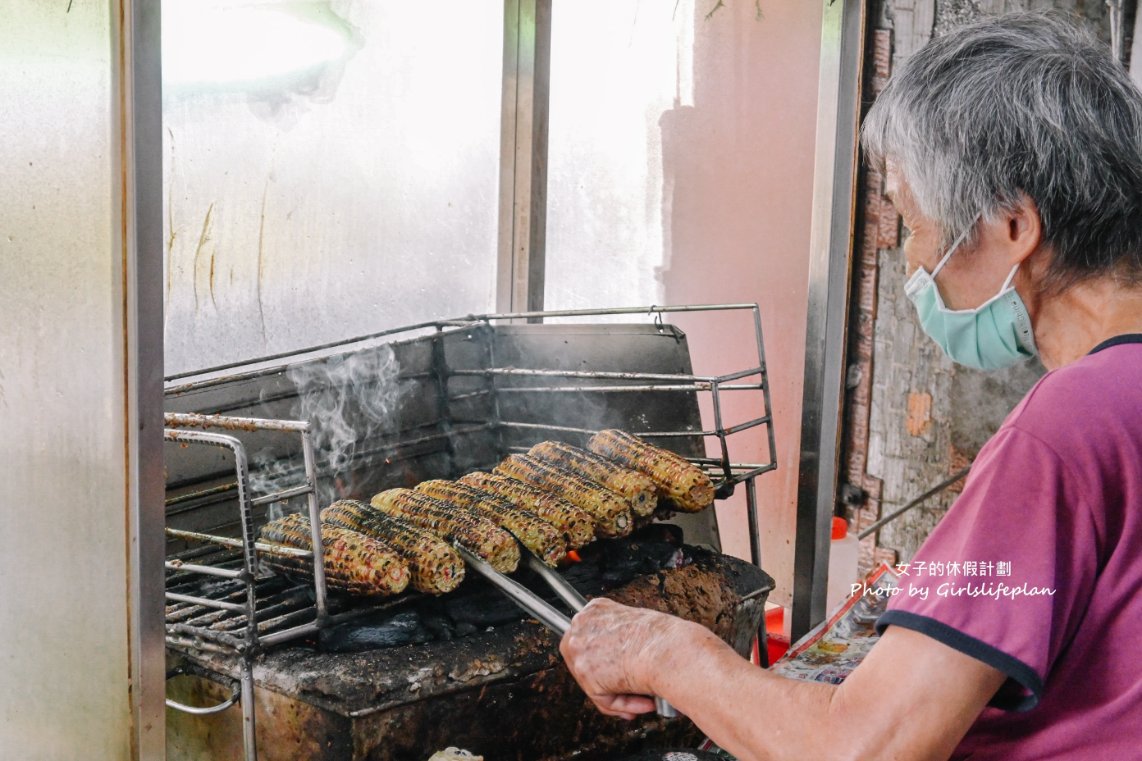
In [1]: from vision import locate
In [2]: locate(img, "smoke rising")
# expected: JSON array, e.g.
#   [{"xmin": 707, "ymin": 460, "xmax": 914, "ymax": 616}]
[
  {"xmin": 247, "ymin": 449, "xmax": 300, "ymax": 521},
  {"xmin": 287, "ymin": 345, "xmax": 402, "ymax": 504}
]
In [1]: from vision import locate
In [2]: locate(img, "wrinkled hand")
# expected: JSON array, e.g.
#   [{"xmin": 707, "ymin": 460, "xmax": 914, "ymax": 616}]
[{"xmin": 559, "ymin": 598, "xmax": 691, "ymax": 720}]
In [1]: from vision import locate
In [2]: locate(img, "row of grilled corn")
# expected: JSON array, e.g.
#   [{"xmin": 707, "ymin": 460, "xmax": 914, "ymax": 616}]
[
  {"xmin": 258, "ymin": 430, "xmax": 713, "ymax": 597},
  {"xmin": 259, "ymin": 500, "xmax": 467, "ymax": 596}
]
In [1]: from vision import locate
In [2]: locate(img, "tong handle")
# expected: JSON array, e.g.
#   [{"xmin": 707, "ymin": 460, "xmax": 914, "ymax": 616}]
[
  {"xmin": 454, "ymin": 544, "xmax": 571, "ymax": 634},
  {"xmin": 525, "ymin": 555, "xmax": 680, "ymax": 719},
  {"xmin": 457, "ymin": 544, "xmax": 679, "ymax": 719},
  {"xmin": 524, "ymin": 553, "xmax": 588, "ymax": 612}
]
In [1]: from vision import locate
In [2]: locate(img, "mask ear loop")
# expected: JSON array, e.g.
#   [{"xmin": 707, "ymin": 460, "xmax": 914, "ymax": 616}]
[
  {"xmin": 930, "ymin": 222, "xmax": 976, "ymax": 279},
  {"xmin": 999, "ymin": 262, "xmax": 1021, "ymax": 292}
]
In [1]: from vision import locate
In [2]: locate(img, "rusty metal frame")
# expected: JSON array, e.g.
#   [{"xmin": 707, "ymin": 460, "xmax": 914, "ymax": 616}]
[{"xmin": 162, "ymin": 415, "xmax": 328, "ymax": 761}]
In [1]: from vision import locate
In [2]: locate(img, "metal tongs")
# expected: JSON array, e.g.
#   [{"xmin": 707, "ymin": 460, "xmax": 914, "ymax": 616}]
[{"xmin": 454, "ymin": 543, "xmax": 679, "ymax": 719}]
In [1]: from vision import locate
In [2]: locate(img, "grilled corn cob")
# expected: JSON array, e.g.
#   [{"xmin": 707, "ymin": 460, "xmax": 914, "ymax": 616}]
[
  {"xmin": 415, "ymin": 480, "xmax": 567, "ymax": 567},
  {"xmin": 322, "ymin": 499, "xmax": 464, "ymax": 594},
  {"xmin": 587, "ymin": 429, "xmax": 715, "ymax": 512},
  {"xmin": 458, "ymin": 472, "xmax": 596, "ymax": 549},
  {"xmin": 258, "ymin": 513, "xmax": 410, "ymax": 597},
  {"xmin": 527, "ymin": 441, "xmax": 658, "ymax": 516},
  {"xmin": 493, "ymin": 454, "xmax": 632, "ymax": 538},
  {"xmin": 370, "ymin": 488, "xmax": 520, "ymax": 573}
]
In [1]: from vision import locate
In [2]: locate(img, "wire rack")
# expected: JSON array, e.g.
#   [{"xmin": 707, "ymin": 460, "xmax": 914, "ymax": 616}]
[{"xmin": 162, "ymin": 302, "xmax": 777, "ymax": 761}]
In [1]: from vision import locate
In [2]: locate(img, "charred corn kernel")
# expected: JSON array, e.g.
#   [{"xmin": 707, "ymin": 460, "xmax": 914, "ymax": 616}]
[
  {"xmin": 415, "ymin": 480, "xmax": 567, "ymax": 567},
  {"xmin": 369, "ymin": 488, "xmax": 520, "ymax": 573},
  {"xmin": 458, "ymin": 472, "xmax": 596, "ymax": 549},
  {"xmin": 528, "ymin": 441, "xmax": 658, "ymax": 517},
  {"xmin": 259, "ymin": 513, "xmax": 410, "ymax": 597},
  {"xmin": 493, "ymin": 454, "xmax": 632, "ymax": 538},
  {"xmin": 587, "ymin": 429, "xmax": 715, "ymax": 512},
  {"xmin": 322, "ymin": 500, "xmax": 464, "ymax": 595}
]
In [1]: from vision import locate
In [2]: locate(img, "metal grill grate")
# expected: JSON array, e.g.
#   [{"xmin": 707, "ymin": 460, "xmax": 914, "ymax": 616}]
[{"xmin": 163, "ymin": 303, "xmax": 778, "ymax": 761}]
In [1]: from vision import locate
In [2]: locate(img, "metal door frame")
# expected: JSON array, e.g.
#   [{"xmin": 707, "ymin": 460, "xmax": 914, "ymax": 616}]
[
  {"xmin": 497, "ymin": 0, "xmax": 552, "ymax": 314},
  {"xmin": 120, "ymin": 0, "xmax": 167, "ymax": 756},
  {"xmin": 114, "ymin": 0, "xmax": 166, "ymax": 754},
  {"xmin": 791, "ymin": 0, "xmax": 866, "ymax": 641}
]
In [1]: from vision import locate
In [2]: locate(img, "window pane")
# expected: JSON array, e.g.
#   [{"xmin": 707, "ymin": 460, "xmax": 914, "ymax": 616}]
[
  {"xmin": 544, "ymin": 0, "xmax": 694, "ymax": 311},
  {"xmin": 162, "ymin": 0, "xmax": 503, "ymax": 375}
]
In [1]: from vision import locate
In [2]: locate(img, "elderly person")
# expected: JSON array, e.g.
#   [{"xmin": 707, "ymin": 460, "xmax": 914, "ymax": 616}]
[{"xmin": 560, "ymin": 13, "xmax": 1142, "ymax": 760}]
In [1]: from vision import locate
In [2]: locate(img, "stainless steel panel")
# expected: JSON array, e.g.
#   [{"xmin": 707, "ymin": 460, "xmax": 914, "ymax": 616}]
[
  {"xmin": 124, "ymin": 0, "xmax": 167, "ymax": 756},
  {"xmin": 792, "ymin": 0, "xmax": 866, "ymax": 640},
  {"xmin": 0, "ymin": 2, "xmax": 136, "ymax": 757}
]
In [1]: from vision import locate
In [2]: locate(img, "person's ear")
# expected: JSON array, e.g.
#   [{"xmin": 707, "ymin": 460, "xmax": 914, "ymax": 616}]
[{"xmin": 999, "ymin": 194, "xmax": 1042, "ymax": 266}]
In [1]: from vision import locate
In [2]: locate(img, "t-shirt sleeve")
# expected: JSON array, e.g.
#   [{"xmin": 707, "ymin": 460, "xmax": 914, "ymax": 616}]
[{"xmin": 875, "ymin": 426, "xmax": 1099, "ymax": 712}]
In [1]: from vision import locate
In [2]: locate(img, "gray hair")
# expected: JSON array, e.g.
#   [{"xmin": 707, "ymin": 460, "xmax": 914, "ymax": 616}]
[{"xmin": 861, "ymin": 12, "xmax": 1142, "ymax": 290}]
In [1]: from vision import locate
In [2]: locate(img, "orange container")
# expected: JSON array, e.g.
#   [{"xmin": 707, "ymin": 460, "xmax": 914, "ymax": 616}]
[{"xmin": 764, "ymin": 607, "xmax": 790, "ymax": 664}]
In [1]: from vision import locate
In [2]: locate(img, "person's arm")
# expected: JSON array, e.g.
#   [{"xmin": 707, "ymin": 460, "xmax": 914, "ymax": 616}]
[{"xmin": 560, "ymin": 598, "xmax": 1005, "ymax": 761}]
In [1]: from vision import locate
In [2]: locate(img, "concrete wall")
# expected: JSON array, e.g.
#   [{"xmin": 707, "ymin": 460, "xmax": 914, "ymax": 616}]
[{"xmin": 663, "ymin": 1, "xmax": 824, "ymax": 606}]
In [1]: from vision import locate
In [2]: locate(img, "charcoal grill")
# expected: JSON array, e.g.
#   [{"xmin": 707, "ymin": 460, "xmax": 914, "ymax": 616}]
[{"xmin": 162, "ymin": 303, "xmax": 776, "ymax": 761}]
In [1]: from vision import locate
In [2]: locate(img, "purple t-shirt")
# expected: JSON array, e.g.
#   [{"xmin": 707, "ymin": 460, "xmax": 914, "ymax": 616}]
[{"xmin": 876, "ymin": 335, "xmax": 1142, "ymax": 759}]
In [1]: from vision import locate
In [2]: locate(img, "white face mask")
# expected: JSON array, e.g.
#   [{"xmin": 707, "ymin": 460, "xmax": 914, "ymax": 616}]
[{"xmin": 903, "ymin": 221, "xmax": 1037, "ymax": 371}]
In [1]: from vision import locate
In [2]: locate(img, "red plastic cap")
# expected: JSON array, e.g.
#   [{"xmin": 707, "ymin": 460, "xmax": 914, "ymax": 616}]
[{"xmin": 832, "ymin": 516, "xmax": 848, "ymax": 540}]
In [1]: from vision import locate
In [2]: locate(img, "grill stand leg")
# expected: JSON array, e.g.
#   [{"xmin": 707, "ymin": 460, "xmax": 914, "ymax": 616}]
[
  {"xmin": 745, "ymin": 477, "xmax": 769, "ymax": 667},
  {"xmin": 240, "ymin": 657, "xmax": 258, "ymax": 761}
]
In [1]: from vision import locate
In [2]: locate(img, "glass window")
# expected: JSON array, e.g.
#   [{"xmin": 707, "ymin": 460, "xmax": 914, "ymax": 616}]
[
  {"xmin": 544, "ymin": 0, "xmax": 695, "ymax": 311},
  {"xmin": 162, "ymin": 0, "xmax": 503, "ymax": 375}
]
